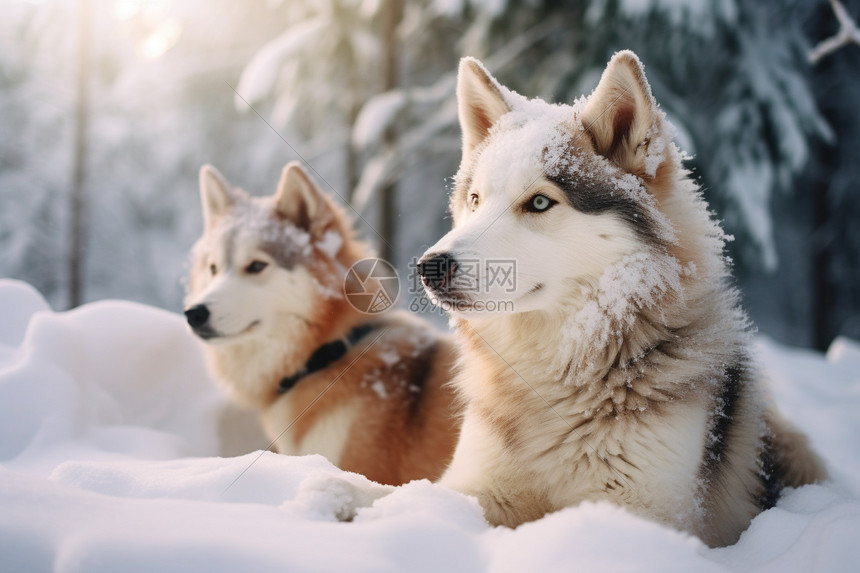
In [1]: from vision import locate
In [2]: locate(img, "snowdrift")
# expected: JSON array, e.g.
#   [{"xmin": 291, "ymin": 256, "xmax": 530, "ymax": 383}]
[{"xmin": 1, "ymin": 279, "xmax": 858, "ymax": 572}]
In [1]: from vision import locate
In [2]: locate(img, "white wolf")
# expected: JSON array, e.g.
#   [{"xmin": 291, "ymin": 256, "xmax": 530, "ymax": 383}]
[
  {"xmin": 414, "ymin": 51, "xmax": 825, "ymax": 546},
  {"xmin": 184, "ymin": 162, "xmax": 459, "ymax": 485}
]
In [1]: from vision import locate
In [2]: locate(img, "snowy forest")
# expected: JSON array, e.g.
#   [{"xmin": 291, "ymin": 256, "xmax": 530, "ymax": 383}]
[{"xmin": 2, "ymin": 0, "xmax": 859, "ymax": 350}]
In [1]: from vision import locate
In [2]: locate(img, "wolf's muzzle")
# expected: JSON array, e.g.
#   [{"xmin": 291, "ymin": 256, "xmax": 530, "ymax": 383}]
[{"xmin": 417, "ymin": 252, "xmax": 458, "ymax": 293}]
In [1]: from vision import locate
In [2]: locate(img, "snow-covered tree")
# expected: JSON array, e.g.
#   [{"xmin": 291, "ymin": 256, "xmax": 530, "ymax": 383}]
[
  {"xmin": 802, "ymin": 0, "xmax": 860, "ymax": 345},
  {"xmin": 2, "ymin": 0, "xmax": 858, "ymax": 346},
  {"xmin": 0, "ymin": 2, "xmax": 75, "ymax": 307},
  {"xmin": 0, "ymin": 0, "xmax": 297, "ymax": 309},
  {"xmin": 344, "ymin": 0, "xmax": 844, "ymax": 341},
  {"xmin": 236, "ymin": 1, "xmax": 384, "ymax": 195}
]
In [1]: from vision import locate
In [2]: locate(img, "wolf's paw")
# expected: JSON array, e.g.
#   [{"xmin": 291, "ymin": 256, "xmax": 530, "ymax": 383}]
[{"xmin": 284, "ymin": 471, "xmax": 394, "ymax": 522}]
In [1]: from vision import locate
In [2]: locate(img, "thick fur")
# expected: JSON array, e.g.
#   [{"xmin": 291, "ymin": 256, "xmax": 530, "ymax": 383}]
[
  {"xmin": 419, "ymin": 52, "xmax": 825, "ymax": 546},
  {"xmin": 184, "ymin": 162, "xmax": 459, "ymax": 485}
]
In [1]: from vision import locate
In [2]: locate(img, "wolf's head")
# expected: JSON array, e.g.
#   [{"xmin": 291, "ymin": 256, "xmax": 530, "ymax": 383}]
[
  {"xmin": 418, "ymin": 51, "xmax": 689, "ymax": 318},
  {"xmin": 184, "ymin": 162, "xmax": 364, "ymax": 348}
]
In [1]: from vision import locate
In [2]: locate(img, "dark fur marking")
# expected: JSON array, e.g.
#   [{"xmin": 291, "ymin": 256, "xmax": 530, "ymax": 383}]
[
  {"xmin": 545, "ymin": 172, "xmax": 660, "ymax": 244},
  {"xmin": 701, "ymin": 360, "xmax": 744, "ymax": 480},
  {"xmin": 758, "ymin": 436, "xmax": 783, "ymax": 510},
  {"xmin": 217, "ymin": 202, "xmax": 307, "ymax": 271},
  {"xmin": 259, "ymin": 239, "xmax": 301, "ymax": 270},
  {"xmin": 635, "ymin": 331, "xmax": 682, "ymax": 366},
  {"xmin": 652, "ymin": 336, "xmax": 681, "ymax": 361},
  {"xmin": 617, "ymin": 453, "xmax": 641, "ymax": 472}
]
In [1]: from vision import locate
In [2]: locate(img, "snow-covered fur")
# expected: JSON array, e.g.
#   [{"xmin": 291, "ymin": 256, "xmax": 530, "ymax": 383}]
[
  {"xmin": 418, "ymin": 52, "xmax": 826, "ymax": 546},
  {"xmin": 184, "ymin": 162, "xmax": 459, "ymax": 485}
]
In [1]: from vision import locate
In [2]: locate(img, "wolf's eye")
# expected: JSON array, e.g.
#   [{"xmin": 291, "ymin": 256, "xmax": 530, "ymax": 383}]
[
  {"xmin": 209, "ymin": 263, "xmax": 217, "ymax": 276},
  {"xmin": 245, "ymin": 260, "xmax": 269, "ymax": 274},
  {"xmin": 468, "ymin": 193, "xmax": 480, "ymax": 211},
  {"xmin": 524, "ymin": 194, "xmax": 555, "ymax": 213}
]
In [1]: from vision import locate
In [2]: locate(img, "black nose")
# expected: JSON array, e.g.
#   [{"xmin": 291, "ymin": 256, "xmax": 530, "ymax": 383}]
[
  {"xmin": 417, "ymin": 252, "xmax": 458, "ymax": 292},
  {"xmin": 184, "ymin": 304, "xmax": 210, "ymax": 329}
]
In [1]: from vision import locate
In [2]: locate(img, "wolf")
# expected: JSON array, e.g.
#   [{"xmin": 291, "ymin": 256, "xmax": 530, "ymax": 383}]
[
  {"xmin": 415, "ymin": 51, "xmax": 826, "ymax": 546},
  {"xmin": 184, "ymin": 161, "xmax": 459, "ymax": 485}
]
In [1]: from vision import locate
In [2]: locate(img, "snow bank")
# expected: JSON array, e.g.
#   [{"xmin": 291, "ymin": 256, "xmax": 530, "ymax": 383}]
[
  {"xmin": 0, "ymin": 280, "xmax": 266, "ymax": 471},
  {"xmin": 1, "ymin": 279, "xmax": 859, "ymax": 572}
]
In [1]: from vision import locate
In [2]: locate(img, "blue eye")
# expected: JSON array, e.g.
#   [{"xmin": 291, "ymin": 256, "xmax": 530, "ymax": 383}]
[
  {"xmin": 525, "ymin": 194, "xmax": 555, "ymax": 213},
  {"xmin": 245, "ymin": 260, "xmax": 268, "ymax": 274}
]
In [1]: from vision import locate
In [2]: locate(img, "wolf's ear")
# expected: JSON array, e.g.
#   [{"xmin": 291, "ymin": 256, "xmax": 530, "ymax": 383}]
[
  {"xmin": 457, "ymin": 57, "xmax": 511, "ymax": 160},
  {"xmin": 581, "ymin": 51, "xmax": 659, "ymax": 175},
  {"xmin": 199, "ymin": 164, "xmax": 235, "ymax": 230},
  {"xmin": 275, "ymin": 161, "xmax": 333, "ymax": 235}
]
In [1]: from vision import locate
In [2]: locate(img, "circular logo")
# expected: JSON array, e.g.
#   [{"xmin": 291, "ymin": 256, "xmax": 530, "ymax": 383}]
[{"xmin": 343, "ymin": 258, "xmax": 400, "ymax": 314}]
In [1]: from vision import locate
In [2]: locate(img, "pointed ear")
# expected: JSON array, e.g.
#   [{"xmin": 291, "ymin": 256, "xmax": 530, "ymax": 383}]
[
  {"xmin": 457, "ymin": 57, "xmax": 511, "ymax": 160},
  {"xmin": 274, "ymin": 161, "xmax": 334, "ymax": 235},
  {"xmin": 199, "ymin": 164, "xmax": 235, "ymax": 230},
  {"xmin": 581, "ymin": 51, "xmax": 659, "ymax": 175}
]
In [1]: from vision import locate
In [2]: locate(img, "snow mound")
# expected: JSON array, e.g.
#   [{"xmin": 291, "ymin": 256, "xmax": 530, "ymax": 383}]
[
  {"xmin": 0, "ymin": 280, "xmax": 266, "ymax": 469},
  {"xmin": 1, "ymin": 279, "xmax": 859, "ymax": 572},
  {"xmin": 0, "ymin": 280, "xmax": 50, "ymax": 347}
]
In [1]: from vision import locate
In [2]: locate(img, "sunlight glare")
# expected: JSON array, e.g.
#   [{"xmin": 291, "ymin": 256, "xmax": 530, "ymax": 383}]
[{"xmin": 139, "ymin": 18, "xmax": 181, "ymax": 59}]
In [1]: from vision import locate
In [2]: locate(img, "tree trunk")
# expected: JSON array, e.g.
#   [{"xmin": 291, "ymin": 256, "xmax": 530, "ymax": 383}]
[
  {"xmin": 345, "ymin": 6, "xmax": 361, "ymax": 204},
  {"xmin": 68, "ymin": 0, "xmax": 91, "ymax": 309},
  {"xmin": 346, "ymin": 70, "xmax": 360, "ymax": 203},
  {"xmin": 378, "ymin": 0, "xmax": 402, "ymax": 264},
  {"xmin": 811, "ymin": 150, "xmax": 834, "ymax": 351},
  {"xmin": 809, "ymin": 2, "xmax": 838, "ymax": 351}
]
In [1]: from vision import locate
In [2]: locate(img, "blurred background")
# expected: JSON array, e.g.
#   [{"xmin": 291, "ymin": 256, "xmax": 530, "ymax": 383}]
[{"xmin": 1, "ymin": 0, "xmax": 858, "ymax": 350}]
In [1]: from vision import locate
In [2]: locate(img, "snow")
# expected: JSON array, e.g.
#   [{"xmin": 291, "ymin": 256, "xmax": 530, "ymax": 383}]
[
  {"xmin": 235, "ymin": 17, "xmax": 327, "ymax": 108},
  {"xmin": 724, "ymin": 159, "xmax": 777, "ymax": 271},
  {"xmin": 587, "ymin": 0, "xmax": 738, "ymax": 38},
  {"xmin": 192, "ymin": 199, "xmax": 313, "ymax": 266},
  {"xmin": 371, "ymin": 380, "xmax": 388, "ymax": 399},
  {"xmin": 2, "ymin": 278, "xmax": 860, "ymax": 572},
  {"xmin": 644, "ymin": 122, "xmax": 670, "ymax": 177},
  {"xmin": 315, "ymin": 229, "xmax": 343, "ymax": 259},
  {"xmin": 561, "ymin": 250, "xmax": 687, "ymax": 380},
  {"xmin": 352, "ymin": 90, "xmax": 406, "ymax": 148},
  {"xmin": 378, "ymin": 348, "xmax": 401, "ymax": 366}
]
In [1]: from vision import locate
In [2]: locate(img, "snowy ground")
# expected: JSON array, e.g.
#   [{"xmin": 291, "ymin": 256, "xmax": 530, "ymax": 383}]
[{"xmin": 1, "ymin": 278, "xmax": 858, "ymax": 572}]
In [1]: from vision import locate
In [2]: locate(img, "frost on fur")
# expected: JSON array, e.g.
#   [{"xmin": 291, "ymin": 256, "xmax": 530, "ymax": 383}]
[
  {"xmin": 316, "ymin": 229, "xmax": 343, "ymax": 259},
  {"xmin": 553, "ymin": 249, "xmax": 693, "ymax": 387},
  {"xmin": 190, "ymin": 201, "xmax": 313, "ymax": 271},
  {"xmin": 429, "ymin": 50, "xmax": 826, "ymax": 548},
  {"xmin": 581, "ymin": 50, "xmax": 664, "ymax": 176}
]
